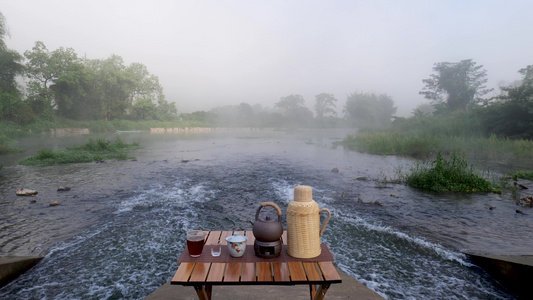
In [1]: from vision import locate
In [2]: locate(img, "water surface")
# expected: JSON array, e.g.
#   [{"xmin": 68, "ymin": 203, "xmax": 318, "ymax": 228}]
[{"xmin": 1, "ymin": 129, "xmax": 528, "ymax": 299}]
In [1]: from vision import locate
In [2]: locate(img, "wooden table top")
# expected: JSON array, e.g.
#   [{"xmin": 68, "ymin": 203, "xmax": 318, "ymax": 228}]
[{"xmin": 171, "ymin": 231, "xmax": 342, "ymax": 286}]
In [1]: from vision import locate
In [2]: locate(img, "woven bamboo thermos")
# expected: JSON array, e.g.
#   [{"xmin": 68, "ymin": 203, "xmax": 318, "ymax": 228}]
[{"xmin": 286, "ymin": 185, "xmax": 331, "ymax": 258}]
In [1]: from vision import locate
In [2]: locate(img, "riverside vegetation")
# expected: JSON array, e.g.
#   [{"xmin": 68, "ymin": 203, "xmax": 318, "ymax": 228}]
[
  {"xmin": 18, "ymin": 138, "xmax": 140, "ymax": 166},
  {"xmin": 341, "ymin": 111, "xmax": 533, "ymax": 193},
  {"xmin": 402, "ymin": 152, "xmax": 500, "ymax": 193},
  {"xmin": 340, "ymin": 61, "xmax": 533, "ymax": 193}
]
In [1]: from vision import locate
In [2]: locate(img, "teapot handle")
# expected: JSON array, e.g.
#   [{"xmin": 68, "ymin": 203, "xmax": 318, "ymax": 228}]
[
  {"xmin": 256, "ymin": 202, "xmax": 283, "ymax": 222},
  {"xmin": 318, "ymin": 208, "xmax": 331, "ymax": 237}
]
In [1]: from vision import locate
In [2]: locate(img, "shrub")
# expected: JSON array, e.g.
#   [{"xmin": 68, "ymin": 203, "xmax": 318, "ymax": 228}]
[{"xmin": 405, "ymin": 152, "xmax": 498, "ymax": 193}]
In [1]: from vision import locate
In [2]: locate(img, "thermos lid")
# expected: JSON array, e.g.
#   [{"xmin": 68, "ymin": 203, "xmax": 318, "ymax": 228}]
[{"xmin": 293, "ymin": 185, "xmax": 313, "ymax": 202}]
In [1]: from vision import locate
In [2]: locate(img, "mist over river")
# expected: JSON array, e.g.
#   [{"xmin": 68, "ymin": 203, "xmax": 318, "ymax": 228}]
[{"xmin": 1, "ymin": 129, "xmax": 530, "ymax": 299}]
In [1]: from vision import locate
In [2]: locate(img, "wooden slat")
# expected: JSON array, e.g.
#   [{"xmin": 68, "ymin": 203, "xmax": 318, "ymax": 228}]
[
  {"xmin": 287, "ymin": 261, "xmax": 307, "ymax": 281},
  {"xmin": 220, "ymin": 231, "xmax": 232, "ymax": 245},
  {"xmin": 223, "ymin": 262, "xmax": 242, "ymax": 282},
  {"xmin": 318, "ymin": 261, "xmax": 342, "ymax": 281},
  {"xmin": 241, "ymin": 262, "xmax": 257, "ymax": 282},
  {"xmin": 206, "ymin": 263, "xmax": 225, "ymax": 282},
  {"xmin": 206, "ymin": 231, "xmax": 222, "ymax": 244},
  {"xmin": 257, "ymin": 262, "xmax": 273, "ymax": 282},
  {"xmin": 189, "ymin": 263, "xmax": 211, "ymax": 282},
  {"xmin": 171, "ymin": 263, "xmax": 195, "ymax": 283},
  {"xmin": 272, "ymin": 262, "xmax": 289, "ymax": 282},
  {"xmin": 245, "ymin": 230, "xmax": 255, "ymax": 245},
  {"xmin": 303, "ymin": 262, "xmax": 323, "ymax": 281}
]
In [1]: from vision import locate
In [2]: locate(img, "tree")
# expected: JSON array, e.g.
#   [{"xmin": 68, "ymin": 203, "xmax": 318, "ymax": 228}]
[
  {"xmin": 24, "ymin": 41, "xmax": 84, "ymax": 118},
  {"xmin": 84, "ymin": 55, "xmax": 133, "ymax": 120},
  {"xmin": 275, "ymin": 94, "xmax": 305, "ymax": 114},
  {"xmin": 125, "ymin": 63, "xmax": 165, "ymax": 107},
  {"xmin": 154, "ymin": 97, "xmax": 177, "ymax": 120},
  {"xmin": 314, "ymin": 93, "xmax": 337, "ymax": 118},
  {"xmin": 238, "ymin": 102, "xmax": 253, "ymax": 117},
  {"xmin": 0, "ymin": 12, "xmax": 25, "ymax": 122},
  {"xmin": 411, "ymin": 103, "xmax": 434, "ymax": 118},
  {"xmin": 131, "ymin": 98, "xmax": 156, "ymax": 120},
  {"xmin": 420, "ymin": 59, "xmax": 492, "ymax": 111},
  {"xmin": 21, "ymin": 39, "xmax": 170, "ymax": 122},
  {"xmin": 275, "ymin": 94, "xmax": 313, "ymax": 125},
  {"xmin": 480, "ymin": 65, "xmax": 533, "ymax": 139},
  {"xmin": 344, "ymin": 92, "xmax": 397, "ymax": 126},
  {"xmin": 124, "ymin": 62, "xmax": 175, "ymax": 120}
]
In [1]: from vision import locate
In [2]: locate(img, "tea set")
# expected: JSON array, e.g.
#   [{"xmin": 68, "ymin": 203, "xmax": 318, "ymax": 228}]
[{"xmin": 186, "ymin": 185, "xmax": 330, "ymax": 259}]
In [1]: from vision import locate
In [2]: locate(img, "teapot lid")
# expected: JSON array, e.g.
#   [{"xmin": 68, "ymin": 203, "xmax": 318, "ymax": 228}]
[{"xmin": 293, "ymin": 185, "xmax": 313, "ymax": 202}]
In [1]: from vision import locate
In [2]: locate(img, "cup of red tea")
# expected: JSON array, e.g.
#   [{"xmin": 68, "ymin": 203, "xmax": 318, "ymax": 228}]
[{"xmin": 187, "ymin": 230, "xmax": 207, "ymax": 257}]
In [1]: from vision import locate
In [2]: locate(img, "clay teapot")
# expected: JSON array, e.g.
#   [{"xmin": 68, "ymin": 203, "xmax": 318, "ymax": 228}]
[{"xmin": 251, "ymin": 202, "xmax": 283, "ymax": 242}]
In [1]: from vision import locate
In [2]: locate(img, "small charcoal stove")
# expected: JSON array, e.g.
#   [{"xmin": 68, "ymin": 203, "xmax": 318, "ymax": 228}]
[
  {"xmin": 251, "ymin": 202, "xmax": 283, "ymax": 259},
  {"xmin": 254, "ymin": 238, "xmax": 282, "ymax": 258}
]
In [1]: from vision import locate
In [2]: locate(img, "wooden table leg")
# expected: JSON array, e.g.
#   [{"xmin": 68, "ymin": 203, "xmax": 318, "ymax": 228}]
[
  {"xmin": 309, "ymin": 284, "xmax": 317, "ymax": 299},
  {"xmin": 313, "ymin": 284, "xmax": 331, "ymax": 300},
  {"xmin": 193, "ymin": 285, "xmax": 211, "ymax": 300},
  {"xmin": 206, "ymin": 285, "xmax": 212, "ymax": 299}
]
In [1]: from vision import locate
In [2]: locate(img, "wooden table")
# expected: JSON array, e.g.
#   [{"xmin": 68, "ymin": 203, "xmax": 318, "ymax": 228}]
[{"xmin": 171, "ymin": 230, "xmax": 342, "ymax": 300}]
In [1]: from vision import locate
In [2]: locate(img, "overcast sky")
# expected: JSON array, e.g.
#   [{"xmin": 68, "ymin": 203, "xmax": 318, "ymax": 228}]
[{"xmin": 2, "ymin": 0, "xmax": 532, "ymax": 116}]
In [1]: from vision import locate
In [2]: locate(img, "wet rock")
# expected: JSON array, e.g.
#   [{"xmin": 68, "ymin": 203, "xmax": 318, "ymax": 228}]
[
  {"xmin": 516, "ymin": 209, "xmax": 527, "ymax": 215},
  {"xmin": 357, "ymin": 198, "xmax": 384, "ymax": 206},
  {"xmin": 517, "ymin": 196, "xmax": 533, "ymax": 207},
  {"xmin": 16, "ymin": 188, "xmax": 38, "ymax": 196},
  {"xmin": 514, "ymin": 182, "xmax": 529, "ymax": 189},
  {"xmin": 331, "ymin": 167, "xmax": 339, "ymax": 173},
  {"xmin": 49, "ymin": 201, "xmax": 60, "ymax": 206},
  {"xmin": 57, "ymin": 186, "xmax": 71, "ymax": 191},
  {"xmin": 355, "ymin": 177, "xmax": 369, "ymax": 181}
]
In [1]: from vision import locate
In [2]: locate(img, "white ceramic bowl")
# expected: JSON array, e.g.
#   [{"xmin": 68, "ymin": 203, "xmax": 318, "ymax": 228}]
[{"xmin": 225, "ymin": 235, "xmax": 248, "ymax": 257}]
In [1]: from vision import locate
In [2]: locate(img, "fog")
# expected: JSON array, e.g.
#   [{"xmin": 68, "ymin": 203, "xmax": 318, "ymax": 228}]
[{"xmin": 2, "ymin": 0, "xmax": 532, "ymax": 116}]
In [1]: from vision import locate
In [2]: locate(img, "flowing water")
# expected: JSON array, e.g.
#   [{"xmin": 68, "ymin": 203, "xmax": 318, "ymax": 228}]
[{"xmin": 1, "ymin": 129, "xmax": 531, "ymax": 299}]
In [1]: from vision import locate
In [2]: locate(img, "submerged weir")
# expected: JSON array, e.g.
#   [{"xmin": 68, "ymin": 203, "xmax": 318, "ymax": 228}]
[{"xmin": 0, "ymin": 129, "xmax": 527, "ymax": 299}]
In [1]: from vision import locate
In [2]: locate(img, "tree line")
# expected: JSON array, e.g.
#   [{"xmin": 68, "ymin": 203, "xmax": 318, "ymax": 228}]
[
  {"xmin": 412, "ymin": 59, "xmax": 533, "ymax": 139},
  {"xmin": 1, "ymin": 11, "xmax": 532, "ymax": 139},
  {"xmin": 0, "ymin": 11, "xmax": 397, "ymax": 129},
  {"xmin": 0, "ymin": 13, "xmax": 176, "ymax": 125}
]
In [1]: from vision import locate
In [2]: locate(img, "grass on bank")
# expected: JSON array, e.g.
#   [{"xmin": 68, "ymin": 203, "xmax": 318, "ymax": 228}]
[
  {"xmin": 18, "ymin": 138, "xmax": 140, "ymax": 166},
  {"xmin": 509, "ymin": 170, "xmax": 533, "ymax": 181},
  {"xmin": 342, "ymin": 131, "xmax": 533, "ymax": 159},
  {"xmin": 0, "ymin": 134, "xmax": 23, "ymax": 154},
  {"xmin": 401, "ymin": 152, "xmax": 500, "ymax": 193}
]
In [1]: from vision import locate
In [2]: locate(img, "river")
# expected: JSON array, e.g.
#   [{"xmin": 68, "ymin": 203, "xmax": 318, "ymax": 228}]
[{"xmin": 1, "ymin": 128, "xmax": 530, "ymax": 299}]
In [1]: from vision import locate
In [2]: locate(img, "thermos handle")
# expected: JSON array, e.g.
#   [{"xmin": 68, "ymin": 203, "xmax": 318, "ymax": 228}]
[{"xmin": 318, "ymin": 208, "xmax": 331, "ymax": 237}]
